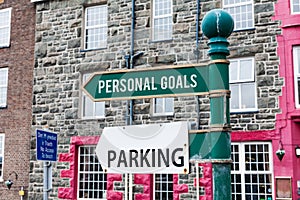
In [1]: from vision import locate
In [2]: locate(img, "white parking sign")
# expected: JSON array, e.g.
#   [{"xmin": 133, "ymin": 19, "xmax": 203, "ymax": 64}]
[{"xmin": 95, "ymin": 122, "xmax": 189, "ymax": 174}]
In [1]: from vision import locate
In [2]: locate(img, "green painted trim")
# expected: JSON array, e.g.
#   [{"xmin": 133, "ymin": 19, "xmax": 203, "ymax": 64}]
[{"xmin": 213, "ymin": 164, "xmax": 232, "ymax": 199}]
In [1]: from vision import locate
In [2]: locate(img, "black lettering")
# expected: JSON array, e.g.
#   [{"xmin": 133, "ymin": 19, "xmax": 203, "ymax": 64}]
[
  {"xmin": 108, "ymin": 150, "xmax": 116, "ymax": 168},
  {"xmin": 172, "ymin": 148, "xmax": 184, "ymax": 167},
  {"xmin": 140, "ymin": 149, "xmax": 150, "ymax": 167},
  {"xmin": 152, "ymin": 149, "xmax": 155, "ymax": 167},
  {"xmin": 117, "ymin": 150, "xmax": 128, "ymax": 167},
  {"xmin": 158, "ymin": 148, "xmax": 169, "ymax": 167},
  {"xmin": 129, "ymin": 149, "xmax": 139, "ymax": 167}
]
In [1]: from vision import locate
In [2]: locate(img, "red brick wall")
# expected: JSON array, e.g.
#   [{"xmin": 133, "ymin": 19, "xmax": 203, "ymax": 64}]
[{"xmin": 0, "ymin": 0, "xmax": 35, "ymax": 199}]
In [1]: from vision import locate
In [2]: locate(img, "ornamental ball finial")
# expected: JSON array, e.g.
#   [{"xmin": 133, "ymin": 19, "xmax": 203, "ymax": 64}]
[{"xmin": 201, "ymin": 9, "xmax": 234, "ymax": 39}]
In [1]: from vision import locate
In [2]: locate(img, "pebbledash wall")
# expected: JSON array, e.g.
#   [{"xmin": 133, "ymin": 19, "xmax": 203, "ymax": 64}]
[
  {"xmin": 0, "ymin": 0, "xmax": 35, "ymax": 199},
  {"xmin": 29, "ymin": 0, "xmax": 284, "ymax": 200}
]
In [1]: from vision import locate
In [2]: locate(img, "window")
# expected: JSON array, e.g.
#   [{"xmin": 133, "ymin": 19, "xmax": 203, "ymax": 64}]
[
  {"xmin": 84, "ymin": 5, "xmax": 107, "ymax": 50},
  {"xmin": 0, "ymin": 134, "xmax": 4, "ymax": 181},
  {"xmin": 153, "ymin": 98, "xmax": 174, "ymax": 115},
  {"xmin": 152, "ymin": 0, "xmax": 172, "ymax": 41},
  {"xmin": 0, "ymin": 68, "xmax": 8, "ymax": 108},
  {"xmin": 77, "ymin": 146, "xmax": 107, "ymax": 199},
  {"xmin": 231, "ymin": 142, "xmax": 273, "ymax": 200},
  {"xmin": 229, "ymin": 57, "xmax": 257, "ymax": 112},
  {"xmin": 223, "ymin": 0, "xmax": 254, "ymax": 30},
  {"xmin": 153, "ymin": 174, "xmax": 173, "ymax": 200},
  {"xmin": 0, "ymin": 8, "xmax": 11, "ymax": 47},
  {"xmin": 82, "ymin": 74, "xmax": 105, "ymax": 118},
  {"xmin": 294, "ymin": 46, "xmax": 300, "ymax": 108},
  {"xmin": 291, "ymin": 0, "xmax": 300, "ymax": 14}
]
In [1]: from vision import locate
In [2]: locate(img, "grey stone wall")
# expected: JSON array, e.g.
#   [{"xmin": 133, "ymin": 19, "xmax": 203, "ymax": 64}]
[{"xmin": 30, "ymin": 0, "xmax": 282, "ymax": 199}]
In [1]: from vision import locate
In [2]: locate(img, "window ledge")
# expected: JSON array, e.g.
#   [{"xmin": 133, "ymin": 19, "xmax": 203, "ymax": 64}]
[
  {"xmin": 149, "ymin": 39, "xmax": 173, "ymax": 43},
  {"xmin": 0, "ymin": 45, "xmax": 10, "ymax": 49},
  {"xmin": 290, "ymin": 114, "xmax": 300, "ymax": 122},
  {"xmin": 0, "ymin": 106, "xmax": 7, "ymax": 110},
  {"xmin": 152, "ymin": 113, "xmax": 174, "ymax": 117},
  {"xmin": 230, "ymin": 109, "xmax": 259, "ymax": 114},
  {"xmin": 79, "ymin": 117, "xmax": 105, "ymax": 121},
  {"xmin": 233, "ymin": 27, "xmax": 255, "ymax": 33},
  {"xmin": 31, "ymin": 0, "xmax": 48, "ymax": 2},
  {"xmin": 80, "ymin": 47, "xmax": 107, "ymax": 52}
]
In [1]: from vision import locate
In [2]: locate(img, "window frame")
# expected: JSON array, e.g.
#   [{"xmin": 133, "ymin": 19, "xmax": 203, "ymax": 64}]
[
  {"xmin": 229, "ymin": 57, "xmax": 258, "ymax": 113},
  {"xmin": 152, "ymin": 0, "xmax": 173, "ymax": 41},
  {"xmin": 84, "ymin": 5, "xmax": 107, "ymax": 50},
  {"xmin": 291, "ymin": 0, "xmax": 300, "ymax": 14},
  {"xmin": 0, "ymin": 134, "xmax": 4, "ymax": 182},
  {"xmin": 152, "ymin": 97, "xmax": 174, "ymax": 116},
  {"xmin": 231, "ymin": 142, "xmax": 274, "ymax": 200},
  {"xmin": 223, "ymin": 0, "xmax": 254, "ymax": 31},
  {"xmin": 82, "ymin": 73, "xmax": 105, "ymax": 119},
  {"xmin": 0, "ymin": 67, "xmax": 8, "ymax": 108},
  {"xmin": 0, "ymin": 8, "xmax": 11, "ymax": 48},
  {"xmin": 77, "ymin": 145, "xmax": 107, "ymax": 200},
  {"xmin": 153, "ymin": 174, "xmax": 174, "ymax": 200},
  {"xmin": 293, "ymin": 46, "xmax": 300, "ymax": 108}
]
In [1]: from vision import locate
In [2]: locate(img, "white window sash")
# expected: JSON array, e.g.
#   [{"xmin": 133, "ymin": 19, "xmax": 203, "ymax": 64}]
[
  {"xmin": 82, "ymin": 74, "xmax": 105, "ymax": 118},
  {"xmin": 0, "ymin": 134, "xmax": 4, "ymax": 182},
  {"xmin": 153, "ymin": 13, "xmax": 172, "ymax": 20},
  {"xmin": 229, "ymin": 58, "xmax": 255, "ymax": 83},
  {"xmin": 84, "ymin": 5, "xmax": 107, "ymax": 50},
  {"xmin": 231, "ymin": 142, "xmax": 274, "ymax": 200},
  {"xmin": 231, "ymin": 143, "xmax": 246, "ymax": 198},
  {"xmin": 223, "ymin": 0, "xmax": 254, "ymax": 30},
  {"xmin": 153, "ymin": 98, "xmax": 174, "ymax": 116},
  {"xmin": 223, "ymin": 0, "xmax": 252, "ymax": 7},
  {"xmin": 77, "ymin": 145, "xmax": 107, "ymax": 200},
  {"xmin": 82, "ymin": 96, "xmax": 105, "ymax": 119},
  {"xmin": 230, "ymin": 83, "xmax": 257, "ymax": 112},
  {"xmin": 294, "ymin": 47, "xmax": 300, "ymax": 108},
  {"xmin": 152, "ymin": 0, "xmax": 172, "ymax": 41},
  {"xmin": 229, "ymin": 58, "xmax": 257, "ymax": 112},
  {"xmin": 153, "ymin": 0, "xmax": 172, "ymax": 20},
  {"xmin": 291, "ymin": 0, "xmax": 300, "ymax": 14},
  {"xmin": 153, "ymin": 174, "xmax": 173, "ymax": 200},
  {"xmin": 0, "ymin": 8, "xmax": 11, "ymax": 48},
  {"xmin": 0, "ymin": 68, "xmax": 8, "ymax": 107}
]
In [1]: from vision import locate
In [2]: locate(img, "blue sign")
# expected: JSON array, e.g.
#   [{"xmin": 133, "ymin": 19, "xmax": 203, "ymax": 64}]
[{"xmin": 36, "ymin": 129, "xmax": 58, "ymax": 161}]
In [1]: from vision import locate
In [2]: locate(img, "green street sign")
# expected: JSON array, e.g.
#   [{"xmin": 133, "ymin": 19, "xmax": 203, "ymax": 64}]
[{"xmin": 83, "ymin": 64, "xmax": 209, "ymax": 101}]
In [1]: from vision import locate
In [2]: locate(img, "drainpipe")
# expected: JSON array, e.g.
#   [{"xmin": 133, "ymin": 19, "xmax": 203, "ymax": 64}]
[
  {"xmin": 125, "ymin": 0, "xmax": 144, "ymax": 126},
  {"xmin": 127, "ymin": 1, "xmax": 144, "ymax": 198},
  {"xmin": 130, "ymin": 0, "xmax": 135, "ymax": 70},
  {"xmin": 125, "ymin": 55, "xmax": 131, "ymax": 126},
  {"xmin": 128, "ymin": 1, "xmax": 135, "ymax": 200},
  {"xmin": 195, "ymin": 0, "xmax": 201, "ymax": 129},
  {"xmin": 129, "ymin": 0, "xmax": 136, "ymax": 127},
  {"xmin": 195, "ymin": 0, "xmax": 201, "ymax": 63}
]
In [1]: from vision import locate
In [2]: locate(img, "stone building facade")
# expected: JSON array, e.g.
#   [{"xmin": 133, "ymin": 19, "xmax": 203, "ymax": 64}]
[
  {"xmin": 0, "ymin": 0, "xmax": 35, "ymax": 199},
  {"xmin": 30, "ymin": 0, "xmax": 283, "ymax": 199}
]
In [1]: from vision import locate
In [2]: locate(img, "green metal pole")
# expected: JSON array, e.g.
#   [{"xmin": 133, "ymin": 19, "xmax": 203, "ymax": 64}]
[{"xmin": 202, "ymin": 9, "xmax": 234, "ymax": 200}]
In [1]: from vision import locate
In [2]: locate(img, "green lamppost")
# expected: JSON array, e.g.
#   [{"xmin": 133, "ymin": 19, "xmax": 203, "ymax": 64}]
[{"xmin": 202, "ymin": 9, "xmax": 234, "ymax": 199}]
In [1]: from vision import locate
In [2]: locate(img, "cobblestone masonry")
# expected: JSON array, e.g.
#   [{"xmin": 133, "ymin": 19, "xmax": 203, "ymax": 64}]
[{"xmin": 30, "ymin": 0, "xmax": 282, "ymax": 199}]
